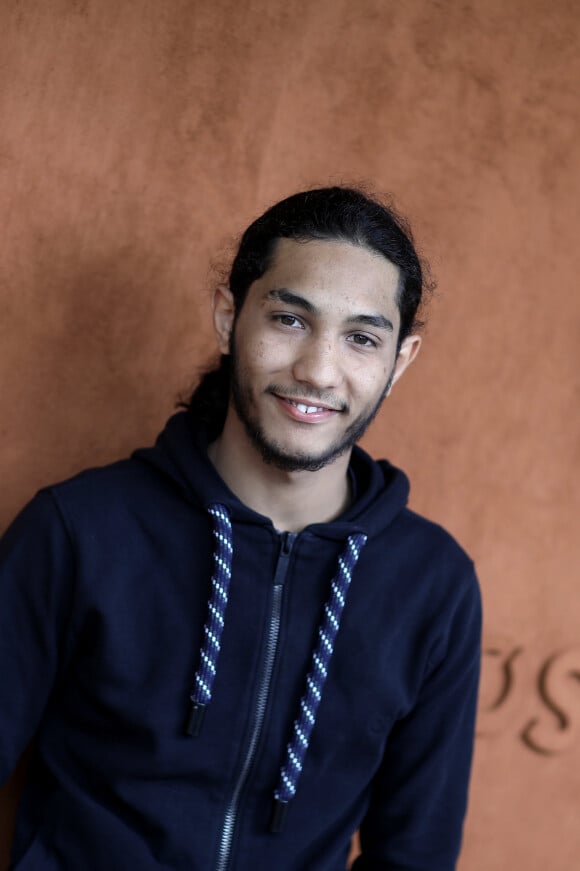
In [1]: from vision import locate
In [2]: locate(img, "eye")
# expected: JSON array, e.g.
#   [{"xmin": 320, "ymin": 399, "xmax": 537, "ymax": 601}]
[
  {"xmin": 273, "ymin": 313, "xmax": 304, "ymax": 329},
  {"xmin": 347, "ymin": 333, "xmax": 378, "ymax": 348}
]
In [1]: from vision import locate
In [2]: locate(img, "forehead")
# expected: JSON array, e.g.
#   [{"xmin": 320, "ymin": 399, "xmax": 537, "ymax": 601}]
[{"xmin": 254, "ymin": 237, "xmax": 401, "ymax": 317}]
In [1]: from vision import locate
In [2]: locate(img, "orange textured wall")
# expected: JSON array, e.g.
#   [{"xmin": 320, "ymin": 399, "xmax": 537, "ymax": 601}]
[{"xmin": 1, "ymin": 2, "xmax": 579, "ymax": 869}]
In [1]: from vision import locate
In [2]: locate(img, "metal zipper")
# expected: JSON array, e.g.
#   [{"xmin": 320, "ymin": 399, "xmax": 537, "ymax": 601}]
[{"xmin": 214, "ymin": 532, "xmax": 296, "ymax": 871}]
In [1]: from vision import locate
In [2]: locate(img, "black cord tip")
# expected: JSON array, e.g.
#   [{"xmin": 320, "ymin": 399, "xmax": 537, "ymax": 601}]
[
  {"xmin": 185, "ymin": 701, "xmax": 206, "ymax": 737},
  {"xmin": 270, "ymin": 798, "xmax": 289, "ymax": 833}
]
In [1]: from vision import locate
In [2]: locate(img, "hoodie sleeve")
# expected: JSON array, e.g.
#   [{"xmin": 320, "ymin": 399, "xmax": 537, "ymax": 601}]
[
  {"xmin": 352, "ymin": 566, "xmax": 482, "ymax": 871},
  {"xmin": 0, "ymin": 491, "xmax": 76, "ymax": 785}
]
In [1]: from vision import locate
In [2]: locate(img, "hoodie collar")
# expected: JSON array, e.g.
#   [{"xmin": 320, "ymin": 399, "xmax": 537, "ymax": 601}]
[{"xmin": 133, "ymin": 411, "xmax": 410, "ymax": 540}]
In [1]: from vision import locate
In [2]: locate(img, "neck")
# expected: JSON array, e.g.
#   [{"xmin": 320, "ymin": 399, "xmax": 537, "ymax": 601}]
[{"xmin": 207, "ymin": 413, "xmax": 352, "ymax": 533}]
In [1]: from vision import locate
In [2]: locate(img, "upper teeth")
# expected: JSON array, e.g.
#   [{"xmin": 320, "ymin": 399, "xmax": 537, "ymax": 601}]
[{"xmin": 292, "ymin": 401, "xmax": 323, "ymax": 414}]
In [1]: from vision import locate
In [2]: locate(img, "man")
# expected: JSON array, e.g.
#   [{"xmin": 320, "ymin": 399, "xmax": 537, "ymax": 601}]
[{"xmin": 0, "ymin": 187, "xmax": 481, "ymax": 870}]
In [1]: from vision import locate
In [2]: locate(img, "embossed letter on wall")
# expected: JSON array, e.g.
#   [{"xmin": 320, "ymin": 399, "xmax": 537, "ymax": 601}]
[{"xmin": 478, "ymin": 638, "xmax": 580, "ymax": 755}]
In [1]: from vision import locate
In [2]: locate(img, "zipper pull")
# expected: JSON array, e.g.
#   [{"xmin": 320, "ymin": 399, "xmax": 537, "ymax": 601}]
[{"xmin": 280, "ymin": 531, "xmax": 297, "ymax": 557}]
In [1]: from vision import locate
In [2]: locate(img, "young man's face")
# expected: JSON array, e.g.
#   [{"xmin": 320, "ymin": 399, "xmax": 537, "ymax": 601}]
[{"xmin": 214, "ymin": 238, "xmax": 419, "ymax": 472}]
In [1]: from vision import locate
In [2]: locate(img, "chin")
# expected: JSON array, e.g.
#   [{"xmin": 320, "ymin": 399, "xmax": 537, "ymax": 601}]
[{"xmin": 246, "ymin": 427, "xmax": 353, "ymax": 473}]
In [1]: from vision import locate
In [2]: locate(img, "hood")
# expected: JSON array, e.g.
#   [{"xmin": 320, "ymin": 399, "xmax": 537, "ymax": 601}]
[{"xmin": 133, "ymin": 411, "xmax": 410, "ymax": 541}]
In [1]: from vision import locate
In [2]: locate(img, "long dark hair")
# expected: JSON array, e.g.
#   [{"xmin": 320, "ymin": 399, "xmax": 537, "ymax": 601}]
[{"xmin": 182, "ymin": 186, "xmax": 432, "ymax": 438}]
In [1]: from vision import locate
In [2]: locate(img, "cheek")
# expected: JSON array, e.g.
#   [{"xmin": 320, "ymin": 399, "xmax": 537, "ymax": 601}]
[
  {"xmin": 351, "ymin": 359, "xmax": 392, "ymax": 393},
  {"xmin": 238, "ymin": 336, "xmax": 292, "ymax": 376},
  {"xmin": 258, "ymin": 336, "xmax": 297, "ymax": 369}
]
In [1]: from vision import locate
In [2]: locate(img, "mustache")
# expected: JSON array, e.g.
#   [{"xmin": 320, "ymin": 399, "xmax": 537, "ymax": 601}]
[{"xmin": 266, "ymin": 385, "xmax": 349, "ymax": 413}]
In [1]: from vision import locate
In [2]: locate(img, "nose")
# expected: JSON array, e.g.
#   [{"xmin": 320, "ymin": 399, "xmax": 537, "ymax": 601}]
[{"xmin": 291, "ymin": 335, "xmax": 344, "ymax": 393}]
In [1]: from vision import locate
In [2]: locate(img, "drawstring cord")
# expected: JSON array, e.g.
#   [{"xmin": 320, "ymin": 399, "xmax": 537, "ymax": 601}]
[
  {"xmin": 186, "ymin": 506, "xmax": 367, "ymax": 835},
  {"xmin": 270, "ymin": 532, "xmax": 368, "ymax": 833},
  {"xmin": 185, "ymin": 503, "xmax": 233, "ymax": 737}
]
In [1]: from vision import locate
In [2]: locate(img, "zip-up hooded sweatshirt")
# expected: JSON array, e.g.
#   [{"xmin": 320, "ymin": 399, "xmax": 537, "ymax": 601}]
[{"xmin": 0, "ymin": 412, "xmax": 481, "ymax": 871}]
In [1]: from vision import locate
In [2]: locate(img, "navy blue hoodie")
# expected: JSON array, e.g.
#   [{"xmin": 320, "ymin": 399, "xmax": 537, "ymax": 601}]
[{"xmin": 0, "ymin": 412, "xmax": 481, "ymax": 870}]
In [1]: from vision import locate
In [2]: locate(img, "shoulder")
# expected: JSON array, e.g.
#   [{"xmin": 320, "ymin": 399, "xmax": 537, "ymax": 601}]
[
  {"xmin": 361, "ymin": 504, "xmax": 481, "ymax": 649},
  {"xmin": 40, "ymin": 455, "xmax": 183, "ymax": 539},
  {"xmin": 399, "ymin": 508, "xmax": 481, "ymax": 645},
  {"xmin": 47, "ymin": 457, "xmax": 153, "ymax": 502},
  {"xmin": 382, "ymin": 504, "xmax": 477, "ymax": 585}
]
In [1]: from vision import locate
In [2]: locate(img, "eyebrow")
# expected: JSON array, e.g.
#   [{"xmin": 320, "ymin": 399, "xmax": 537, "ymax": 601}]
[
  {"xmin": 347, "ymin": 313, "xmax": 393, "ymax": 332},
  {"xmin": 266, "ymin": 288, "xmax": 318, "ymax": 314},
  {"xmin": 266, "ymin": 287, "xmax": 393, "ymax": 333}
]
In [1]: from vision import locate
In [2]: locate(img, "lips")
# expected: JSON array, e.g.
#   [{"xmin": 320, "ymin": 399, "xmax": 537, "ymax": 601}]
[
  {"xmin": 271, "ymin": 392, "xmax": 343, "ymax": 423},
  {"xmin": 287, "ymin": 400, "xmax": 329, "ymax": 415}
]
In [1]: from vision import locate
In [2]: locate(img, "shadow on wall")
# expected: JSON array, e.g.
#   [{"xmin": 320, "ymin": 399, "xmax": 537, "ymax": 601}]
[{"xmin": 0, "ymin": 224, "xmax": 213, "ymax": 533}]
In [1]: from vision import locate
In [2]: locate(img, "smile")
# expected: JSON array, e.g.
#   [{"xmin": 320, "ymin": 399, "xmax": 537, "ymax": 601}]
[
  {"xmin": 287, "ymin": 400, "xmax": 328, "ymax": 414},
  {"xmin": 270, "ymin": 392, "xmax": 343, "ymax": 423}
]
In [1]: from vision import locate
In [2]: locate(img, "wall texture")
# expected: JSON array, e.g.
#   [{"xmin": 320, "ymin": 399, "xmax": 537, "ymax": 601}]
[{"xmin": 1, "ymin": 1, "xmax": 579, "ymax": 868}]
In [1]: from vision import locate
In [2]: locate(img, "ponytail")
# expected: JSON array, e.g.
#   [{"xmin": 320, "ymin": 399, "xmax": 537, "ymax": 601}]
[{"xmin": 181, "ymin": 355, "xmax": 231, "ymax": 440}]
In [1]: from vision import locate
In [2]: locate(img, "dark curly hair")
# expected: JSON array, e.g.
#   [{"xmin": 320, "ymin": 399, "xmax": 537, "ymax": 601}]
[{"xmin": 182, "ymin": 186, "xmax": 432, "ymax": 439}]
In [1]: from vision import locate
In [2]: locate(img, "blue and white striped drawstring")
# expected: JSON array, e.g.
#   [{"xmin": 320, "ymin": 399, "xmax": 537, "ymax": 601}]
[
  {"xmin": 185, "ymin": 503, "xmax": 233, "ymax": 737},
  {"xmin": 270, "ymin": 532, "xmax": 367, "ymax": 833}
]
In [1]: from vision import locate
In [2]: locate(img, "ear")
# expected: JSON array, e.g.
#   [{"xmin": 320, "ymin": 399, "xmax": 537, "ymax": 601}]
[
  {"xmin": 212, "ymin": 285, "xmax": 236, "ymax": 355},
  {"xmin": 387, "ymin": 334, "xmax": 422, "ymax": 394}
]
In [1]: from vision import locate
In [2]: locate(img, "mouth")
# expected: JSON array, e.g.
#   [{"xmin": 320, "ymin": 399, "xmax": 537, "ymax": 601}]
[
  {"xmin": 285, "ymin": 399, "xmax": 334, "ymax": 415},
  {"xmin": 270, "ymin": 390, "xmax": 345, "ymax": 423}
]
